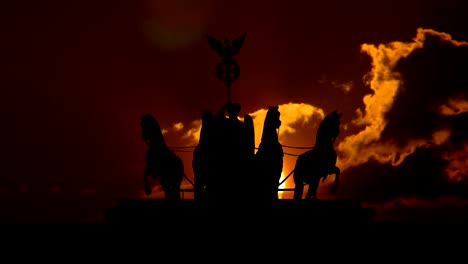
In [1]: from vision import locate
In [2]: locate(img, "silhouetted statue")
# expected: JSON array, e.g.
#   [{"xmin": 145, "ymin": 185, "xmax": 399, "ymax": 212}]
[
  {"xmin": 293, "ymin": 110, "xmax": 342, "ymax": 200},
  {"xmin": 207, "ymin": 33, "xmax": 246, "ymax": 58},
  {"xmin": 192, "ymin": 111, "xmax": 214, "ymax": 203},
  {"xmin": 196, "ymin": 102, "xmax": 254, "ymax": 206},
  {"xmin": 207, "ymin": 33, "xmax": 246, "ymax": 103},
  {"xmin": 141, "ymin": 114, "xmax": 184, "ymax": 201},
  {"xmin": 243, "ymin": 114, "xmax": 255, "ymax": 160},
  {"xmin": 250, "ymin": 106, "xmax": 283, "ymax": 206},
  {"xmin": 203, "ymin": 32, "xmax": 253, "ymax": 207},
  {"xmin": 218, "ymin": 102, "xmax": 250, "ymax": 159}
]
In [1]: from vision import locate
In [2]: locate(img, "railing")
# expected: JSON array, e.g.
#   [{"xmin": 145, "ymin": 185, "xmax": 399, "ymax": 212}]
[{"xmin": 169, "ymin": 144, "xmax": 313, "ymax": 200}]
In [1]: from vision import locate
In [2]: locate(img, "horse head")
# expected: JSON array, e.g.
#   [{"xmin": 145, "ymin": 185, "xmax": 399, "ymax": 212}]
[
  {"xmin": 266, "ymin": 105, "xmax": 281, "ymax": 128},
  {"xmin": 316, "ymin": 110, "xmax": 342, "ymax": 146},
  {"xmin": 140, "ymin": 113, "xmax": 166, "ymax": 147},
  {"xmin": 327, "ymin": 110, "xmax": 342, "ymax": 140},
  {"xmin": 260, "ymin": 105, "xmax": 281, "ymax": 143}
]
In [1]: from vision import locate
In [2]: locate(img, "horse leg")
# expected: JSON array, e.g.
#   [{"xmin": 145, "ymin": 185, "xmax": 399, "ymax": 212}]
[
  {"xmin": 144, "ymin": 168, "xmax": 152, "ymax": 195},
  {"xmin": 330, "ymin": 166, "xmax": 340, "ymax": 193},
  {"xmin": 293, "ymin": 177, "xmax": 304, "ymax": 200},
  {"xmin": 160, "ymin": 178, "xmax": 174, "ymax": 201},
  {"xmin": 173, "ymin": 183, "xmax": 181, "ymax": 201},
  {"xmin": 167, "ymin": 175, "xmax": 183, "ymax": 201},
  {"xmin": 167, "ymin": 184, "xmax": 180, "ymax": 201},
  {"xmin": 304, "ymin": 184, "xmax": 315, "ymax": 200},
  {"xmin": 194, "ymin": 179, "xmax": 203, "ymax": 201},
  {"xmin": 305, "ymin": 176, "xmax": 320, "ymax": 200},
  {"xmin": 271, "ymin": 178, "xmax": 279, "ymax": 203},
  {"xmin": 160, "ymin": 184, "xmax": 170, "ymax": 200}
]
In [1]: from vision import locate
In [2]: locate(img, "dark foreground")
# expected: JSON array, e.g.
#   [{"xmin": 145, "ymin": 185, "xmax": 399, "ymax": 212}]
[
  {"xmin": 105, "ymin": 198, "xmax": 376, "ymax": 227},
  {"xmin": 104, "ymin": 198, "xmax": 468, "ymax": 236},
  {"xmin": 4, "ymin": 197, "xmax": 468, "ymax": 245}
]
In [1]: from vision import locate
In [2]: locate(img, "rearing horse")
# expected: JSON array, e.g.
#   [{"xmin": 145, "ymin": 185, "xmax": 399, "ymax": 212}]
[
  {"xmin": 141, "ymin": 114, "xmax": 184, "ymax": 201},
  {"xmin": 293, "ymin": 110, "xmax": 342, "ymax": 200}
]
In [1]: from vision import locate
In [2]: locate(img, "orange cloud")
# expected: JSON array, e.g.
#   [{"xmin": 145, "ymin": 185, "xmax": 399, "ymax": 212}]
[
  {"xmin": 415, "ymin": 28, "xmax": 468, "ymax": 47},
  {"xmin": 431, "ymin": 129, "xmax": 451, "ymax": 146},
  {"xmin": 173, "ymin": 122, "xmax": 184, "ymax": 131},
  {"xmin": 333, "ymin": 81, "xmax": 353, "ymax": 93},
  {"xmin": 249, "ymin": 103, "xmax": 324, "ymax": 150},
  {"xmin": 181, "ymin": 102, "xmax": 324, "ymax": 149},
  {"xmin": 337, "ymin": 28, "xmax": 468, "ymax": 172},
  {"xmin": 182, "ymin": 119, "xmax": 202, "ymax": 142},
  {"xmin": 439, "ymin": 98, "xmax": 468, "ymax": 115},
  {"xmin": 444, "ymin": 144, "xmax": 468, "ymax": 183}
]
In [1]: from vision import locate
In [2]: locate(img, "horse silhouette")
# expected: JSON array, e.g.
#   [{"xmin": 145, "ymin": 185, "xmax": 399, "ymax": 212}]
[
  {"xmin": 192, "ymin": 111, "xmax": 214, "ymax": 202},
  {"xmin": 141, "ymin": 114, "xmax": 184, "ymax": 201},
  {"xmin": 251, "ymin": 105, "xmax": 283, "ymax": 205},
  {"xmin": 293, "ymin": 110, "xmax": 342, "ymax": 200}
]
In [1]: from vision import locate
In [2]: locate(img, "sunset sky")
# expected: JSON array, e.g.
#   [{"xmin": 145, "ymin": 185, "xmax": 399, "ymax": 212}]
[{"xmin": 1, "ymin": 0, "xmax": 468, "ymax": 223}]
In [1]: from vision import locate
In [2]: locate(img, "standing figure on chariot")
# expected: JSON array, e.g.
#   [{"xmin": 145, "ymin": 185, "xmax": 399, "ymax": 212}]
[
  {"xmin": 198, "ymin": 101, "xmax": 255, "ymax": 207},
  {"xmin": 196, "ymin": 33, "xmax": 255, "ymax": 207}
]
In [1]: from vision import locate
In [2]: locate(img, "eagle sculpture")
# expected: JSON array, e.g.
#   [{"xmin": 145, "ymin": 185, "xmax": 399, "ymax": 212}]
[{"xmin": 207, "ymin": 32, "xmax": 247, "ymax": 58}]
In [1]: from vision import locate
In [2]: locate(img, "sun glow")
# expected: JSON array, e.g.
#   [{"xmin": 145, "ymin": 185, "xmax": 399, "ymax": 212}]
[
  {"xmin": 181, "ymin": 102, "xmax": 324, "ymax": 147},
  {"xmin": 165, "ymin": 102, "xmax": 323, "ymax": 200},
  {"xmin": 278, "ymin": 171, "xmax": 286, "ymax": 199}
]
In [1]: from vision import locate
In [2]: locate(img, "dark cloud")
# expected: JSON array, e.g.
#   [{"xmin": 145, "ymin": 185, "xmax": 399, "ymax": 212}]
[
  {"xmin": 338, "ymin": 145, "xmax": 467, "ymax": 202},
  {"xmin": 381, "ymin": 33, "xmax": 468, "ymax": 147},
  {"xmin": 336, "ymin": 32, "xmax": 468, "ymax": 205},
  {"xmin": 446, "ymin": 113, "xmax": 468, "ymax": 150}
]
